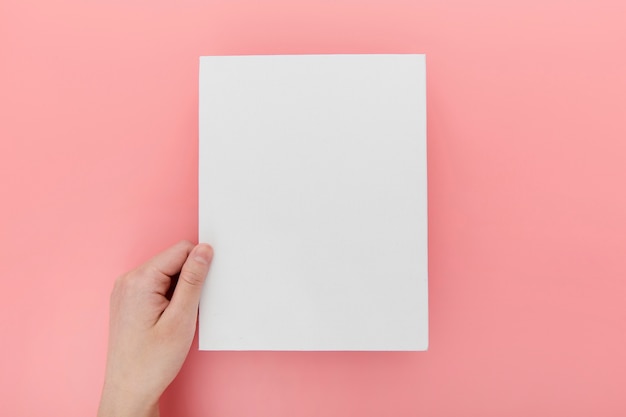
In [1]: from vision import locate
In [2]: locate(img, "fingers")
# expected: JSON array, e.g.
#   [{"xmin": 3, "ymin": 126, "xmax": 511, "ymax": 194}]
[
  {"xmin": 144, "ymin": 240, "xmax": 195, "ymax": 277},
  {"xmin": 167, "ymin": 244, "xmax": 213, "ymax": 317}
]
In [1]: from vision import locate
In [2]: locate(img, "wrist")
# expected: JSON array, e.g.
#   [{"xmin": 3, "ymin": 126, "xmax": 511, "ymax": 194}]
[{"xmin": 98, "ymin": 380, "xmax": 160, "ymax": 417}]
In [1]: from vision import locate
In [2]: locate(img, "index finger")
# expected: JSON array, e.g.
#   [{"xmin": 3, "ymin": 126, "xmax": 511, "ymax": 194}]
[{"xmin": 144, "ymin": 240, "xmax": 195, "ymax": 276}]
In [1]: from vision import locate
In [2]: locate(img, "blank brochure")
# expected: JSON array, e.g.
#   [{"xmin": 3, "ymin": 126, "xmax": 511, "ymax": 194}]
[{"xmin": 199, "ymin": 54, "xmax": 427, "ymax": 351}]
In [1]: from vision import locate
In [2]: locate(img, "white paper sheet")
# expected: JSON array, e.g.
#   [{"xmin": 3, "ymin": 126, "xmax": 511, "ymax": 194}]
[{"xmin": 199, "ymin": 54, "xmax": 427, "ymax": 350}]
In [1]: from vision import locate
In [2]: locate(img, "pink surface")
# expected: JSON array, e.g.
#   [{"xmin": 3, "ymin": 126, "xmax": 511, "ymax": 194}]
[{"xmin": 1, "ymin": 0, "xmax": 625, "ymax": 415}]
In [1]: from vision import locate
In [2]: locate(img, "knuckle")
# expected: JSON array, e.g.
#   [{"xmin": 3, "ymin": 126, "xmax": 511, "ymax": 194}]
[
  {"xmin": 181, "ymin": 268, "xmax": 205, "ymax": 287},
  {"xmin": 177, "ymin": 239, "xmax": 195, "ymax": 251},
  {"xmin": 112, "ymin": 273, "xmax": 129, "ymax": 293},
  {"xmin": 152, "ymin": 271, "xmax": 171, "ymax": 287},
  {"xmin": 110, "ymin": 273, "xmax": 129, "ymax": 304},
  {"xmin": 136, "ymin": 263, "xmax": 154, "ymax": 277},
  {"xmin": 114, "ymin": 272, "xmax": 129, "ymax": 286},
  {"xmin": 115, "ymin": 268, "xmax": 149, "ymax": 293}
]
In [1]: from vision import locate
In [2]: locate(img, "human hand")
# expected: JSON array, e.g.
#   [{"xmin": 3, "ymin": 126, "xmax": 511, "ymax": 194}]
[{"xmin": 98, "ymin": 240, "xmax": 214, "ymax": 417}]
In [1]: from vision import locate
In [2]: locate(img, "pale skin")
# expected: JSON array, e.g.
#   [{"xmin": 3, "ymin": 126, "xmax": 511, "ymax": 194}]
[{"xmin": 98, "ymin": 240, "xmax": 214, "ymax": 417}]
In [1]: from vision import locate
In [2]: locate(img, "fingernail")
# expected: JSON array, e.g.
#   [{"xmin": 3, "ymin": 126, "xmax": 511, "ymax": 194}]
[{"xmin": 193, "ymin": 244, "xmax": 213, "ymax": 265}]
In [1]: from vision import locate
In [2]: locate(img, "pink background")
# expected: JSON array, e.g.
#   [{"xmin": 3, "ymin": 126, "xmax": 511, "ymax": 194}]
[{"xmin": 1, "ymin": 0, "xmax": 625, "ymax": 415}]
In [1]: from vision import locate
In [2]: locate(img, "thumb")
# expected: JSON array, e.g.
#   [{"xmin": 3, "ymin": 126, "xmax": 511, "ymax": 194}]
[{"xmin": 168, "ymin": 243, "xmax": 213, "ymax": 316}]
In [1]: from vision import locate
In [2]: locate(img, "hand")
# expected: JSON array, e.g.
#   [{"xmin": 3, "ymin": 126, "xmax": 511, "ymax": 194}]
[{"xmin": 98, "ymin": 240, "xmax": 214, "ymax": 417}]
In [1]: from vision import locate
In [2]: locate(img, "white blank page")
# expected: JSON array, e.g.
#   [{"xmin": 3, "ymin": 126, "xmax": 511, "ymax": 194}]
[{"xmin": 199, "ymin": 54, "xmax": 427, "ymax": 351}]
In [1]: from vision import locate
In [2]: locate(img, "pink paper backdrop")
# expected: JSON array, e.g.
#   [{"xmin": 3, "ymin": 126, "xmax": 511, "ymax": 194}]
[{"xmin": 2, "ymin": 1, "xmax": 625, "ymax": 415}]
